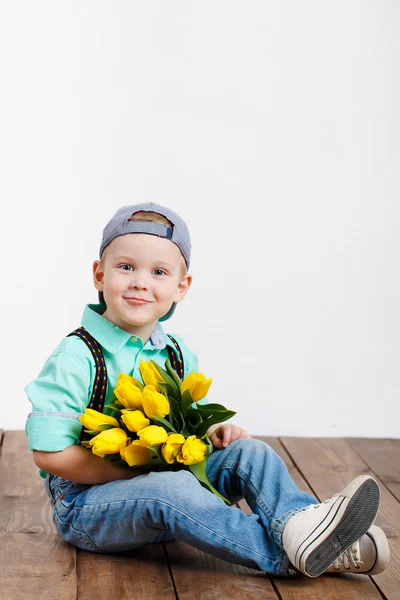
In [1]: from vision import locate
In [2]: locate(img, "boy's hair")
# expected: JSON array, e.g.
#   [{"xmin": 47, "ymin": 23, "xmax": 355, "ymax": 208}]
[{"xmin": 128, "ymin": 210, "xmax": 173, "ymax": 228}]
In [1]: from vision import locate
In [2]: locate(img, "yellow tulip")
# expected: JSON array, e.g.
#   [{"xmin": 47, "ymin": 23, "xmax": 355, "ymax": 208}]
[
  {"xmin": 79, "ymin": 408, "xmax": 119, "ymax": 432},
  {"xmin": 89, "ymin": 428, "xmax": 129, "ymax": 458},
  {"xmin": 176, "ymin": 435, "xmax": 207, "ymax": 465},
  {"xmin": 141, "ymin": 385, "xmax": 170, "ymax": 418},
  {"xmin": 121, "ymin": 440, "xmax": 153, "ymax": 466},
  {"xmin": 139, "ymin": 361, "xmax": 164, "ymax": 392},
  {"xmin": 121, "ymin": 409, "xmax": 150, "ymax": 432},
  {"xmin": 161, "ymin": 433, "xmax": 185, "ymax": 464},
  {"xmin": 114, "ymin": 373, "xmax": 143, "ymax": 409},
  {"xmin": 137, "ymin": 425, "xmax": 169, "ymax": 446},
  {"xmin": 181, "ymin": 372, "xmax": 212, "ymax": 402}
]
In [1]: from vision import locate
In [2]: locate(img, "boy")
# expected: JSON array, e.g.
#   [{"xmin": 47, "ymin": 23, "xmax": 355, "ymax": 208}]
[{"xmin": 25, "ymin": 202, "xmax": 390, "ymax": 577}]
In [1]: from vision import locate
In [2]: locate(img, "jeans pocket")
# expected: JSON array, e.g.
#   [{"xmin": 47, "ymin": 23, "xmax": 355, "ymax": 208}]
[{"xmin": 46, "ymin": 475, "xmax": 92, "ymax": 521}]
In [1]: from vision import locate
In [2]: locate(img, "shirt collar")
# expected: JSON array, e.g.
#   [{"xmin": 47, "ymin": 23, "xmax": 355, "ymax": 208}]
[{"xmin": 81, "ymin": 303, "xmax": 174, "ymax": 354}]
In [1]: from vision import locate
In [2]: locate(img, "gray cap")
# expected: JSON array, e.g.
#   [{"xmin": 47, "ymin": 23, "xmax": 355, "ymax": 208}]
[{"xmin": 98, "ymin": 202, "xmax": 191, "ymax": 322}]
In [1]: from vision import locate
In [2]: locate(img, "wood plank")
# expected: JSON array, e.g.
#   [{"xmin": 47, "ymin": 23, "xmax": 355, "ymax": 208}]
[
  {"xmin": 346, "ymin": 438, "xmax": 400, "ymax": 501},
  {"xmin": 282, "ymin": 437, "xmax": 400, "ymax": 600},
  {"xmin": 0, "ymin": 531, "xmax": 77, "ymax": 600},
  {"xmin": 77, "ymin": 545, "xmax": 177, "ymax": 600},
  {"xmin": 0, "ymin": 431, "xmax": 77, "ymax": 599},
  {"xmin": 165, "ymin": 540, "xmax": 279, "ymax": 599},
  {"xmin": 0, "ymin": 431, "xmax": 54, "ymax": 533}
]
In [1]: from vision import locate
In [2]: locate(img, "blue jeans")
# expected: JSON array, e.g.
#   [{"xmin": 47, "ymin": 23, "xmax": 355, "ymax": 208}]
[{"xmin": 44, "ymin": 438, "xmax": 317, "ymax": 575}]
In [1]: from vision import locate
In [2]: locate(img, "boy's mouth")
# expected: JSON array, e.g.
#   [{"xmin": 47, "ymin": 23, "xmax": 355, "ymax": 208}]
[{"xmin": 124, "ymin": 297, "xmax": 151, "ymax": 304}]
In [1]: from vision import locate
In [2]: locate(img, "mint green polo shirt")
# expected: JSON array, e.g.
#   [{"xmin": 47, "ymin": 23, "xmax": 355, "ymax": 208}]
[{"xmin": 25, "ymin": 303, "xmax": 208, "ymax": 478}]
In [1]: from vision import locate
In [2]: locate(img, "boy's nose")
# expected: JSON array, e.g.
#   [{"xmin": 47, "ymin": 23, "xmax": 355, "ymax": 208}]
[{"xmin": 128, "ymin": 272, "xmax": 149, "ymax": 289}]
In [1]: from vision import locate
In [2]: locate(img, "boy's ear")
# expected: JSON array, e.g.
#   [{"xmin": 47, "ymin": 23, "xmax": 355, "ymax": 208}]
[
  {"xmin": 173, "ymin": 273, "xmax": 193, "ymax": 304},
  {"xmin": 93, "ymin": 260, "xmax": 105, "ymax": 293}
]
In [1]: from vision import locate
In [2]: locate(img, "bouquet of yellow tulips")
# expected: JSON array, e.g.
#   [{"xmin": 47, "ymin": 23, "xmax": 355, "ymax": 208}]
[{"xmin": 79, "ymin": 359, "xmax": 236, "ymax": 504}]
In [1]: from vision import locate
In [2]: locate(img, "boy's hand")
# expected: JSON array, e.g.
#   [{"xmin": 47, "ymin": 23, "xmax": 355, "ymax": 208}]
[{"xmin": 207, "ymin": 424, "xmax": 251, "ymax": 449}]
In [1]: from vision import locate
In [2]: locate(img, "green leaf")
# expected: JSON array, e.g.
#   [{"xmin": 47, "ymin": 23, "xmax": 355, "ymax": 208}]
[
  {"xmin": 165, "ymin": 358, "xmax": 183, "ymax": 389},
  {"xmin": 146, "ymin": 445, "xmax": 164, "ymax": 459},
  {"xmin": 147, "ymin": 457, "xmax": 164, "ymax": 466},
  {"xmin": 151, "ymin": 415, "xmax": 178, "ymax": 433},
  {"xmin": 189, "ymin": 460, "xmax": 231, "ymax": 505},
  {"xmin": 169, "ymin": 396, "xmax": 184, "ymax": 431},
  {"xmin": 103, "ymin": 453, "xmax": 122, "ymax": 461},
  {"xmin": 150, "ymin": 360, "xmax": 180, "ymax": 399},
  {"xmin": 169, "ymin": 412, "xmax": 180, "ymax": 433},
  {"xmin": 131, "ymin": 380, "xmax": 144, "ymax": 391},
  {"xmin": 181, "ymin": 389, "xmax": 195, "ymax": 417},
  {"xmin": 97, "ymin": 424, "xmax": 117, "ymax": 431},
  {"xmin": 158, "ymin": 381, "xmax": 180, "ymax": 403},
  {"xmin": 195, "ymin": 403, "xmax": 237, "ymax": 417},
  {"xmin": 195, "ymin": 411, "xmax": 237, "ymax": 438},
  {"xmin": 104, "ymin": 403, "xmax": 123, "ymax": 412},
  {"xmin": 83, "ymin": 429, "xmax": 100, "ymax": 436},
  {"xmin": 186, "ymin": 408, "xmax": 203, "ymax": 433},
  {"xmin": 180, "ymin": 424, "xmax": 191, "ymax": 437},
  {"xmin": 202, "ymin": 434, "xmax": 214, "ymax": 457}
]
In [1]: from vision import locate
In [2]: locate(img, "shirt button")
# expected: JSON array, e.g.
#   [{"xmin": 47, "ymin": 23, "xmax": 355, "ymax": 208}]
[{"xmin": 131, "ymin": 336, "xmax": 138, "ymax": 342}]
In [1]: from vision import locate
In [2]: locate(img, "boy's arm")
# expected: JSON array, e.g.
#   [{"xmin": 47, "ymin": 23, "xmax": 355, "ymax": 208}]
[
  {"xmin": 33, "ymin": 446, "xmax": 140, "ymax": 484},
  {"xmin": 26, "ymin": 349, "xmax": 141, "ymax": 484}
]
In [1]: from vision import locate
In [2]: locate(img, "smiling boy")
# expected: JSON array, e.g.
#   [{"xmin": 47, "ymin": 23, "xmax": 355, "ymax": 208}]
[
  {"xmin": 93, "ymin": 217, "xmax": 191, "ymax": 343},
  {"xmin": 25, "ymin": 202, "xmax": 389, "ymax": 577}
]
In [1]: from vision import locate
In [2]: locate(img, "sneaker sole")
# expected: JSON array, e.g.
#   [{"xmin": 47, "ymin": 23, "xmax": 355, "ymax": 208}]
[{"xmin": 304, "ymin": 478, "xmax": 380, "ymax": 577}]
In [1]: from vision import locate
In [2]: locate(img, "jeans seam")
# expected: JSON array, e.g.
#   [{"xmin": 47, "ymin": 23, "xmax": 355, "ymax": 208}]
[
  {"xmin": 272, "ymin": 507, "xmax": 303, "ymax": 531},
  {"xmin": 53, "ymin": 510, "xmax": 108, "ymax": 554},
  {"xmin": 208, "ymin": 462, "xmax": 275, "ymax": 523}
]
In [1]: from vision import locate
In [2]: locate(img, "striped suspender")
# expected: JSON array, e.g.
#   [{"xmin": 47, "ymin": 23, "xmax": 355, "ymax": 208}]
[
  {"xmin": 165, "ymin": 334, "xmax": 184, "ymax": 380},
  {"xmin": 66, "ymin": 328, "xmax": 108, "ymax": 442},
  {"xmin": 67, "ymin": 327, "xmax": 184, "ymax": 442}
]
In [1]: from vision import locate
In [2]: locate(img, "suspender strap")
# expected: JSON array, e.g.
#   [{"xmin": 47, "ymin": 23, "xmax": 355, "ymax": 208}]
[
  {"xmin": 67, "ymin": 327, "xmax": 108, "ymax": 442},
  {"xmin": 166, "ymin": 334, "xmax": 185, "ymax": 381},
  {"xmin": 67, "ymin": 327, "xmax": 107, "ymax": 411}
]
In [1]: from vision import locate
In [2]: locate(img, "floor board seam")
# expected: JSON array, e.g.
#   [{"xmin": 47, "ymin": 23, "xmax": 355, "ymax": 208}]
[
  {"xmin": 162, "ymin": 542, "xmax": 180, "ymax": 600},
  {"xmin": 277, "ymin": 437, "xmax": 321, "ymax": 502}
]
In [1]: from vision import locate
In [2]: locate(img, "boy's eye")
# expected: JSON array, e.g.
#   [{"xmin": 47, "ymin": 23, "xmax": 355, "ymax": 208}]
[
  {"xmin": 119, "ymin": 265, "xmax": 167, "ymax": 276},
  {"xmin": 153, "ymin": 269, "xmax": 167, "ymax": 276},
  {"xmin": 120, "ymin": 264, "xmax": 133, "ymax": 271}
]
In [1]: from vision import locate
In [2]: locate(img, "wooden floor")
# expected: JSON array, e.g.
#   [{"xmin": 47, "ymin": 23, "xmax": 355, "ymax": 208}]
[{"xmin": 1, "ymin": 431, "xmax": 399, "ymax": 600}]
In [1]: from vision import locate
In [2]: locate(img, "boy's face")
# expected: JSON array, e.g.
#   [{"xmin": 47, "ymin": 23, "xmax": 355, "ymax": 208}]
[{"xmin": 93, "ymin": 233, "xmax": 192, "ymax": 339}]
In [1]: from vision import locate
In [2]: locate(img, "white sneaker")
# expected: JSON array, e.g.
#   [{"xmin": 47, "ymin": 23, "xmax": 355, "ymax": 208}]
[
  {"xmin": 282, "ymin": 475, "xmax": 381, "ymax": 577},
  {"xmin": 325, "ymin": 525, "xmax": 390, "ymax": 574}
]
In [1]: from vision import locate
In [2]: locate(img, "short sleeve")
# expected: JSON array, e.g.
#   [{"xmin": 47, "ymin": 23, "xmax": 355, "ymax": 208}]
[
  {"xmin": 169, "ymin": 334, "xmax": 209, "ymax": 406},
  {"xmin": 24, "ymin": 351, "xmax": 92, "ymax": 452}
]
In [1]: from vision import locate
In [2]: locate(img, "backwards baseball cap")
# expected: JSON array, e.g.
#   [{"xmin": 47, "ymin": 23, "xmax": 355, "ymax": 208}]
[{"xmin": 98, "ymin": 202, "xmax": 191, "ymax": 321}]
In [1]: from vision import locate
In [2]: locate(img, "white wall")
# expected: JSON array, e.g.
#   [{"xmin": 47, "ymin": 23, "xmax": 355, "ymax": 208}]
[{"xmin": 2, "ymin": 1, "xmax": 399, "ymax": 437}]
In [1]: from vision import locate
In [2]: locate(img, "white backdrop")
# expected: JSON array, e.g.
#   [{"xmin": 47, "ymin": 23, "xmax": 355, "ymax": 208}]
[{"xmin": 2, "ymin": 1, "xmax": 399, "ymax": 437}]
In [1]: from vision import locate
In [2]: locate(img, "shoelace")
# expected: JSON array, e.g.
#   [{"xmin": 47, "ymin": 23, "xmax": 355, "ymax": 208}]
[{"xmin": 331, "ymin": 541, "xmax": 361, "ymax": 570}]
